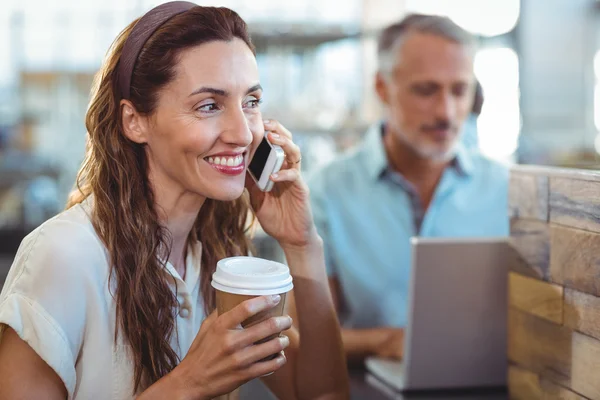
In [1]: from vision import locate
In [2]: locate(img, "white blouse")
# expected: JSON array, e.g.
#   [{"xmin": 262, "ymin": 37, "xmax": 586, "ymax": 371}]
[{"xmin": 0, "ymin": 199, "xmax": 205, "ymax": 399}]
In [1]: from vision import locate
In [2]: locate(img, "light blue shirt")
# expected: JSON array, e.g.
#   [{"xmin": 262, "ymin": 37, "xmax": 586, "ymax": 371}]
[
  {"xmin": 461, "ymin": 113, "xmax": 480, "ymax": 151},
  {"xmin": 308, "ymin": 123, "xmax": 509, "ymax": 328}
]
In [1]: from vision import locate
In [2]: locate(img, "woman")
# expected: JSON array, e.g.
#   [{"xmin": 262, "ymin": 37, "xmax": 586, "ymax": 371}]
[{"xmin": 0, "ymin": 2, "xmax": 349, "ymax": 399}]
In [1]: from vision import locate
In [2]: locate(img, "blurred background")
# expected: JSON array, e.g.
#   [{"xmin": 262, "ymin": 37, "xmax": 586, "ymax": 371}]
[{"xmin": 0, "ymin": 0, "xmax": 598, "ymax": 277}]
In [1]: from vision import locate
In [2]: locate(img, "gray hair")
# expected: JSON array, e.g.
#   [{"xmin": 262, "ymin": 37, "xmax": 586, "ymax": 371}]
[{"xmin": 377, "ymin": 14, "xmax": 476, "ymax": 75}]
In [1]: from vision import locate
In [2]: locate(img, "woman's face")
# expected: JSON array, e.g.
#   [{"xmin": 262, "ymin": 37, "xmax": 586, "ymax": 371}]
[{"xmin": 143, "ymin": 38, "xmax": 264, "ymax": 202}]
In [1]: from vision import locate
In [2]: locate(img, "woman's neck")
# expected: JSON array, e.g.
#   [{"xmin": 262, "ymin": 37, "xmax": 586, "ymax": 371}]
[{"xmin": 152, "ymin": 181, "xmax": 205, "ymax": 280}]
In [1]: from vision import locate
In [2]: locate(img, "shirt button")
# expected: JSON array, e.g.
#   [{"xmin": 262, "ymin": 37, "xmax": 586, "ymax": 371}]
[{"xmin": 179, "ymin": 307, "xmax": 190, "ymax": 318}]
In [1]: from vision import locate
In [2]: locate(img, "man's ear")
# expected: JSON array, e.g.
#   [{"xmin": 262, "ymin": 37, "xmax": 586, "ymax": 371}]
[
  {"xmin": 120, "ymin": 99, "xmax": 148, "ymax": 144},
  {"xmin": 375, "ymin": 71, "xmax": 391, "ymax": 106}
]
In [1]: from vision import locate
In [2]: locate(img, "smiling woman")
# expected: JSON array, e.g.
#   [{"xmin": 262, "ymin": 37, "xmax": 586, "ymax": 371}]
[
  {"xmin": 125, "ymin": 38, "xmax": 265, "ymax": 201},
  {"xmin": 0, "ymin": 2, "xmax": 348, "ymax": 399}
]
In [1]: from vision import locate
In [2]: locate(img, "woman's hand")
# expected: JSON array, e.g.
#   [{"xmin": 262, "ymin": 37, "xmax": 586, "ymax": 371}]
[
  {"xmin": 246, "ymin": 119, "xmax": 318, "ymax": 248},
  {"xmin": 172, "ymin": 295, "xmax": 292, "ymax": 400}
]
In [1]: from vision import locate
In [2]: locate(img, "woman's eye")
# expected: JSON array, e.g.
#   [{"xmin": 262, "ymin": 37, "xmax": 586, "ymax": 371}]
[
  {"xmin": 196, "ymin": 103, "xmax": 219, "ymax": 112},
  {"xmin": 244, "ymin": 97, "xmax": 263, "ymax": 109}
]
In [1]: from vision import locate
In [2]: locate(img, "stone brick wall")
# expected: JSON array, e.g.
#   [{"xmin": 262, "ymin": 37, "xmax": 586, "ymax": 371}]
[{"xmin": 509, "ymin": 166, "xmax": 600, "ymax": 400}]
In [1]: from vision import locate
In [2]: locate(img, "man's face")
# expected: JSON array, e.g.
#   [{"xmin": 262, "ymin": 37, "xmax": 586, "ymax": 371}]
[{"xmin": 376, "ymin": 32, "xmax": 475, "ymax": 161}]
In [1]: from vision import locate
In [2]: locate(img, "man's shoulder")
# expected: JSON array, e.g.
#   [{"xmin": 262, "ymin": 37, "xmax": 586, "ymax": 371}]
[{"xmin": 468, "ymin": 152, "xmax": 510, "ymax": 182}]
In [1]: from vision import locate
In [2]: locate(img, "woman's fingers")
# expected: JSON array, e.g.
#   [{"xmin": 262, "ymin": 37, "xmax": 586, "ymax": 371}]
[
  {"xmin": 267, "ymin": 132, "xmax": 301, "ymax": 168},
  {"xmin": 237, "ymin": 316, "xmax": 292, "ymax": 348},
  {"xmin": 220, "ymin": 295, "xmax": 281, "ymax": 330},
  {"xmin": 271, "ymin": 168, "xmax": 300, "ymax": 183},
  {"xmin": 198, "ymin": 311, "xmax": 218, "ymax": 337},
  {"xmin": 241, "ymin": 351, "xmax": 288, "ymax": 380},
  {"xmin": 263, "ymin": 119, "xmax": 301, "ymax": 168},
  {"xmin": 264, "ymin": 119, "xmax": 292, "ymax": 140},
  {"xmin": 234, "ymin": 335, "xmax": 291, "ymax": 368}
]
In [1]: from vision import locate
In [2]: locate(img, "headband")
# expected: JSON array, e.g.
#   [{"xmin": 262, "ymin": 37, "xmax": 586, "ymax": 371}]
[{"xmin": 118, "ymin": 1, "xmax": 197, "ymax": 99}]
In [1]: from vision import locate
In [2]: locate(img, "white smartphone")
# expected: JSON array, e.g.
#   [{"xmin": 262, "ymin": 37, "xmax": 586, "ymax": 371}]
[{"xmin": 248, "ymin": 133, "xmax": 285, "ymax": 192}]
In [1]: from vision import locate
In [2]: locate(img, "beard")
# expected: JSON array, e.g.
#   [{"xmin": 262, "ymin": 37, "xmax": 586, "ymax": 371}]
[
  {"xmin": 389, "ymin": 116, "xmax": 462, "ymax": 163},
  {"xmin": 409, "ymin": 138, "xmax": 459, "ymax": 162},
  {"xmin": 393, "ymin": 128, "xmax": 459, "ymax": 163}
]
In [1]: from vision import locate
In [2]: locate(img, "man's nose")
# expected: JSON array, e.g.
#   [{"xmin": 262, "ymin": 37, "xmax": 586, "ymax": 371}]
[{"xmin": 435, "ymin": 92, "xmax": 457, "ymax": 122}]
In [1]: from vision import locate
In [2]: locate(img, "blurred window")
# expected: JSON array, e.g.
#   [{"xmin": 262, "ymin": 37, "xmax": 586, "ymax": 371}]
[
  {"xmin": 592, "ymin": 50, "xmax": 600, "ymax": 153},
  {"xmin": 474, "ymin": 47, "xmax": 521, "ymax": 161}
]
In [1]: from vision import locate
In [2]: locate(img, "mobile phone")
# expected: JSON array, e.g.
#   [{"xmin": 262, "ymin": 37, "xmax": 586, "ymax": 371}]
[{"xmin": 248, "ymin": 133, "xmax": 285, "ymax": 192}]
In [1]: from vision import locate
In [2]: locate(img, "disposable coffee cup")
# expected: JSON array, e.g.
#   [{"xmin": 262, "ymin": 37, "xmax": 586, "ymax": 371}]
[{"xmin": 212, "ymin": 256, "xmax": 294, "ymax": 361}]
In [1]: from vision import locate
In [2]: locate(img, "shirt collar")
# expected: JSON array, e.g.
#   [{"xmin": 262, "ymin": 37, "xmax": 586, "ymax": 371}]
[
  {"xmin": 361, "ymin": 121, "xmax": 475, "ymax": 180},
  {"xmin": 83, "ymin": 195, "xmax": 203, "ymax": 292},
  {"xmin": 453, "ymin": 140, "xmax": 475, "ymax": 177},
  {"xmin": 163, "ymin": 240, "xmax": 203, "ymax": 293},
  {"xmin": 362, "ymin": 122, "xmax": 390, "ymax": 181}
]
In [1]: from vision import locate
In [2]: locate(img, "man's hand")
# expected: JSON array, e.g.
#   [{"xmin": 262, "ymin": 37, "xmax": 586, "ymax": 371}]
[{"xmin": 374, "ymin": 328, "xmax": 404, "ymax": 359}]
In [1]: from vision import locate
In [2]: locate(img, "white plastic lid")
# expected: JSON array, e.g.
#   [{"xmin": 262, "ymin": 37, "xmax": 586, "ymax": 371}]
[{"xmin": 211, "ymin": 256, "xmax": 294, "ymax": 295}]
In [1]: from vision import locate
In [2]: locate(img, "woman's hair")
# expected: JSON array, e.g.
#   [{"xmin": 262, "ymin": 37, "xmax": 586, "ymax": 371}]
[{"xmin": 67, "ymin": 6, "xmax": 255, "ymax": 391}]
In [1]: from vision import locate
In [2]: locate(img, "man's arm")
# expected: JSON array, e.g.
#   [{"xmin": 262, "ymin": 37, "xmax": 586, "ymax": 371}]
[
  {"xmin": 289, "ymin": 277, "xmax": 404, "ymax": 364},
  {"xmin": 306, "ymin": 173, "xmax": 403, "ymax": 363},
  {"xmin": 328, "ymin": 278, "xmax": 404, "ymax": 364}
]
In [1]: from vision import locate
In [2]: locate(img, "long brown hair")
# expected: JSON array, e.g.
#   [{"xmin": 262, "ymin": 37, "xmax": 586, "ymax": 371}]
[{"xmin": 67, "ymin": 6, "xmax": 255, "ymax": 391}]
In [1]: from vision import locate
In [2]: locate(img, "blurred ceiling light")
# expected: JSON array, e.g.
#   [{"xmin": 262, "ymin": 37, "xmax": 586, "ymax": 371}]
[
  {"xmin": 474, "ymin": 47, "xmax": 521, "ymax": 161},
  {"xmin": 405, "ymin": 0, "xmax": 520, "ymax": 37}
]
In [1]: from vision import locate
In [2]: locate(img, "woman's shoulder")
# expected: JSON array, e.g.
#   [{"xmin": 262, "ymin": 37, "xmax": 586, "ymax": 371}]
[
  {"xmin": 22, "ymin": 200, "xmax": 102, "ymax": 254},
  {"xmin": 6, "ymin": 200, "xmax": 109, "ymax": 293},
  {"xmin": 0, "ymin": 200, "xmax": 110, "ymax": 397}
]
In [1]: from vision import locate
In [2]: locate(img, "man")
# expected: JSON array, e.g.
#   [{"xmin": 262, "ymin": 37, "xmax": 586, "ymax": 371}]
[{"xmin": 308, "ymin": 14, "xmax": 509, "ymax": 363}]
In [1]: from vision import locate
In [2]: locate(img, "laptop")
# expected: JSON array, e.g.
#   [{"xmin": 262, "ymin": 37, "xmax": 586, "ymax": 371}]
[{"xmin": 365, "ymin": 237, "xmax": 509, "ymax": 392}]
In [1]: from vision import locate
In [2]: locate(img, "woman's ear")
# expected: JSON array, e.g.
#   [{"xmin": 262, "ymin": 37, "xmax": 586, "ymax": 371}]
[{"xmin": 120, "ymin": 100, "xmax": 148, "ymax": 144}]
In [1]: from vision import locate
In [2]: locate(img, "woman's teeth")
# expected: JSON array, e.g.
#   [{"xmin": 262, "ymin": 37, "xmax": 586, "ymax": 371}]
[{"xmin": 206, "ymin": 155, "xmax": 244, "ymax": 167}]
